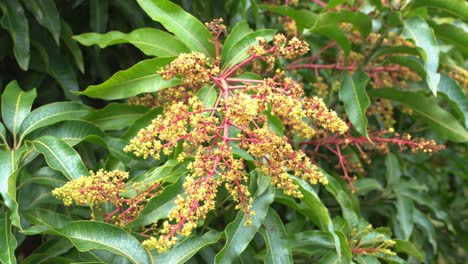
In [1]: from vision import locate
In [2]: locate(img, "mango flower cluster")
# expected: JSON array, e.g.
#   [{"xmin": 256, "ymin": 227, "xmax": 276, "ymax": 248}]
[{"xmin": 124, "ymin": 34, "xmax": 348, "ymax": 253}]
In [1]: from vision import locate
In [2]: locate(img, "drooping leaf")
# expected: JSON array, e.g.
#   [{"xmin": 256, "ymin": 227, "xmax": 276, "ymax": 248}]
[
  {"xmin": 84, "ymin": 103, "xmax": 149, "ymax": 131},
  {"xmin": 30, "ymin": 30, "xmax": 81, "ymax": 101},
  {"xmin": 22, "ymin": 0, "xmax": 60, "ymax": 44},
  {"xmin": 293, "ymin": 176, "xmax": 342, "ymax": 258},
  {"xmin": 222, "ymin": 29, "xmax": 276, "ymax": 71},
  {"xmin": 27, "ymin": 136, "xmax": 88, "ymax": 180},
  {"xmin": 130, "ymin": 159, "xmax": 188, "ymax": 185},
  {"xmin": 409, "ymin": 0, "xmax": 468, "ymax": 21},
  {"xmin": 394, "ymin": 239, "xmax": 424, "ymax": 261},
  {"xmin": 369, "ymin": 88, "xmax": 468, "ymax": 142},
  {"xmin": 288, "ymin": 230, "xmax": 335, "ymax": 252},
  {"xmin": 0, "ymin": 147, "xmax": 27, "ymax": 228},
  {"xmin": 413, "ymin": 210, "xmax": 437, "ymax": 251},
  {"xmin": 79, "ymin": 58, "xmax": 181, "ymax": 100},
  {"xmin": 312, "ymin": 25, "xmax": 351, "ymax": 55},
  {"xmin": 0, "ymin": 212, "xmax": 17, "ymax": 264},
  {"xmin": 60, "ymin": 20, "xmax": 84, "ymax": 73},
  {"xmin": 260, "ymin": 5, "xmax": 318, "ymax": 28},
  {"xmin": 259, "ymin": 209, "xmax": 293, "ymax": 264},
  {"xmin": 385, "ymin": 153, "xmax": 401, "ymax": 187},
  {"xmin": 221, "ymin": 21, "xmax": 251, "ymax": 65},
  {"xmin": 438, "ymin": 74, "xmax": 468, "ymax": 128},
  {"xmin": 215, "ymin": 179, "xmax": 275, "ymax": 263},
  {"xmin": 153, "ymin": 231, "xmax": 222, "ymax": 263},
  {"xmin": 74, "ymin": 28, "xmax": 190, "ymax": 57},
  {"xmin": 1, "ymin": 81, "xmax": 37, "ymax": 146},
  {"xmin": 0, "ymin": 0, "xmax": 29, "ymax": 70},
  {"xmin": 0, "ymin": 122, "xmax": 7, "ymax": 146},
  {"xmin": 136, "ymin": 0, "xmax": 214, "ymax": 57},
  {"xmin": 89, "ymin": 0, "xmax": 108, "ymax": 33},
  {"xmin": 18, "ymin": 102, "xmax": 92, "ymax": 143},
  {"xmin": 403, "ymin": 16, "xmax": 440, "ymax": 95},
  {"xmin": 432, "ymin": 23, "xmax": 468, "ymax": 54},
  {"xmin": 394, "ymin": 194, "xmax": 414, "ymax": 240},
  {"xmin": 339, "ymin": 70, "xmax": 371, "ymax": 137},
  {"xmin": 323, "ymin": 172, "xmax": 360, "ymax": 227}
]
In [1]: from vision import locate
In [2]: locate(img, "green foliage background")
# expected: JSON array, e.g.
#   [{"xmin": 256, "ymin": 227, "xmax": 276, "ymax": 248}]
[{"xmin": 0, "ymin": 0, "xmax": 466, "ymax": 263}]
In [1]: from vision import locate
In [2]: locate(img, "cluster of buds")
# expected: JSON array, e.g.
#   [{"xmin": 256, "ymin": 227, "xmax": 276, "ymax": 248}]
[
  {"xmin": 302, "ymin": 129, "xmax": 445, "ymax": 189},
  {"xmin": 125, "ymin": 33, "xmax": 346, "ymax": 252},
  {"xmin": 158, "ymin": 52, "xmax": 220, "ymax": 87},
  {"xmin": 52, "ymin": 169, "xmax": 162, "ymax": 226},
  {"xmin": 52, "ymin": 169, "xmax": 129, "ymax": 207},
  {"xmin": 350, "ymin": 224, "xmax": 397, "ymax": 257},
  {"xmin": 445, "ymin": 65, "xmax": 468, "ymax": 92}
]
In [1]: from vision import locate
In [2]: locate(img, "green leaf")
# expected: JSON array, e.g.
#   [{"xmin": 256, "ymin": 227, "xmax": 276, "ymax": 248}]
[
  {"xmin": 385, "ymin": 153, "xmax": 401, "ymax": 187},
  {"xmin": 394, "ymin": 239, "xmax": 424, "ymax": 261},
  {"xmin": 325, "ymin": 0, "xmax": 353, "ymax": 9},
  {"xmin": 438, "ymin": 74, "xmax": 468, "ymax": 128},
  {"xmin": 136, "ymin": 0, "xmax": 214, "ymax": 57},
  {"xmin": 369, "ymin": 88, "xmax": 468, "ymax": 142},
  {"xmin": 413, "ymin": 210, "xmax": 437, "ymax": 251},
  {"xmin": 89, "ymin": 0, "xmax": 108, "ymax": 33},
  {"xmin": 0, "ymin": 212, "xmax": 17, "ymax": 264},
  {"xmin": 222, "ymin": 29, "xmax": 276, "ymax": 71},
  {"xmin": 311, "ymin": 25, "xmax": 351, "ymax": 55},
  {"xmin": 288, "ymin": 230, "xmax": 335, "ymax": 251},
  {"xmin": 18, "ymin": 102, "xmax": 92, "ymax": 143},
  {"xmin": 432, "ymin": 23, "xmax": 468, "ymax": 54},
  {"xmin": 339, "ymin": 70, "xmax": 371, "ymax": 137},
  {"xmin": 323, "ymin": 173, "xmax": 360, "ymax": 226},
  {"xmin": 61, "ymin": 20, "xmax": 84, "ymax": 73},
  {"xmin": 130, "ymin": 159, "xmax": 188, "ymax": 184},
  {"xmin": 85, "ymin": 103, "xmax": 149, "ymax": 131},
  {"xmin": 54, "ymin": 221, "xmax": 152, "ymax": 264},
  {"xmin": 0, "ymin": 122, "xmax": 7, "ymax": 146},
  {"xmin": 74, "ymin": 28, "xmax": 190, "ymax": 57},
  {"xmin": 126, "ymin": 177, "xmax": 183, "ymax": 228},
  {"xmin": 260, "ymin": 5, "xmax": 318, "ymax": 28},
  {"xmin": 293, "ymin": 176, "xmax": 342, "ymax": 258},
  {"xmin": 122, "ymin": 107, "xmax": 163, "ymax": 141},
  {"xmin": 23, "ymin": 208, "xmax": 72, "ymax": 231},
  {"xmin": 336, "ymin": 231, "xmax": 351, "ymax": 264},
  {"xmin": 197, "ymin": 85, "xmax": 218, "ymax": 115},
  {"xmin": 27, "ymin": 136, "xmax": 88, "ymax": 180},
  {"xmin": 354, "ymin": 178, "xmax": 383, "ymax": 195},
  {"xmin": 259, "ymin": 209, "xmax": 293, "ymax": 264},
  {"xmin": 0, "ymin": 0, "xmax": 29, "ymax": 70},
  {"xmin": 0, "ymin": 147, "xmax": 26, "ymax": 228},
  {"xmin": 221, "ymin": 21, "xmax": 251, "ymax": 65},
  {"xmin": 267, "ymin": 113, "xmax": 284, "ymax": 137},
  {"xmin": 409, "ymin": 0, "xmax": 468, "ymax": 21},
  {"xmin": 26, "ymin": 120, "xmax": 106, "ymax": 146},
  {"xmin": 22, "ymin": 0, "xmax": 60, "ymax": 44},
  {"xmin": 80, "ymin": 57, "xmax": 181, "ymax": 100},
  {"xmin": 395, "ymin": 194, "xmax": 414, "ymax": 240},
  {"xmin": 153, "ymin": 231, "xmax": 222, "ymax": 263},
  {"xmin": 215, "ymin": 180, "xmax": 275, "ymax": 263},
  {"xmin": 403, "ymin": 16, "xmax": 440, "ymax": 95},
  {"xmin": 1, "ymin": 81, "xmax": 37, "ymax": 144}
]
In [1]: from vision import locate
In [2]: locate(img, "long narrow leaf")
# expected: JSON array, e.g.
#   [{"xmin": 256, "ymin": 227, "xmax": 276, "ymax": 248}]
[{"xmin": 136, "ymin": 0, "xmax": 214, "ymax": 57}]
